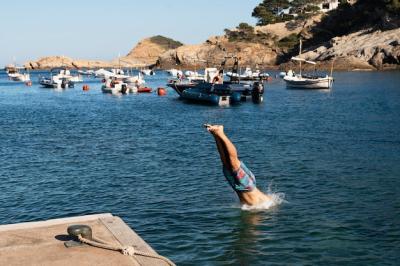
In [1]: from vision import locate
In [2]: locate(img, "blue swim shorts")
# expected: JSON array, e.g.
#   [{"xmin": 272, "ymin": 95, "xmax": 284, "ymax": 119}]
[{"xmin": 223, "ymin": 161, "xmax": 256, "ymax": 192}]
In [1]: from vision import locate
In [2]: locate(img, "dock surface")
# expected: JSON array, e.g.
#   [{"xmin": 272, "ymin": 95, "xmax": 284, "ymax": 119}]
[{"xmin": 0, "ymin": 213, "xmax": 171, "ymax": 266}]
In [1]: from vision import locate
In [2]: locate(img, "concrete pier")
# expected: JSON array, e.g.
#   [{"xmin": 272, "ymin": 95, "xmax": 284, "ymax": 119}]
[{"xmin": 0, "ymin": 213, "xmax": 172, "ymax": 266}]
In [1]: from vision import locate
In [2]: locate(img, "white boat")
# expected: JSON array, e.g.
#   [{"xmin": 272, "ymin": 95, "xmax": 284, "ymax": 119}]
[
  {"xmin": 283, "ymin": 39, "xmax": 333, "ymax": 89},
  {"xmin": 226, "ymin": 67, "xmax": 269, "ymax": 81},
  {"xmin": 77, "ymin": 69, "xmax": 95, "ymax": 76},
  {"xmin": 283, "ymin": 58, "xmax": 333, "ymax": 89},
  {"xmin": 166, "ymin": 69, "xmax": 183, "ymax": 77},
  {"xmin": 185, "ymin": 68, "xmax": 219, "ymax": 83},
  {"xmin": 279, "ymin": 71, "xmax": 287, "ymax": 78},
  {"xmin": 94, "ymin": 68, "xmax": 113, "ymax": 78},
  {"xmin": 101, "ymin": 77, "xmax": 130, "ymax": 94},
  {"xmin": 283, "ymin": 70, "xmax": 333, "ymax": 89},
  {"xmin": 141, "ymin": 69, "xmax": 155, "ymax": 76},
  {"xmin": 53, "ymin": 69, "xmax": 83, "ymax": 83},
  {"xmin": 110, "ymin": 68, "xmax": 125, "ymax": 75},
  {"xmin": 8, "ymin": 72, "xmax": 30, "ymax": 82},
  {"xmin": 101, "ymin": 74, "xmax": 144, "ymax": 95},
  {"xmin": 123, "ymin": 73, "xmax": 145, "ymax": 87},
  {"xmin": 184, "ymin": 70, "xmax": 205, "ymax": 82},
  {"xmin": 94, "ymin": 68, "xmax": 127, "ymax": 79},
  {"xmin": 39, "ymin": 76, "xmax": 74, "ymax": 89},
  {"xmin": 7, "ymin": 67, "xmax": 30, "ymax": 82}
]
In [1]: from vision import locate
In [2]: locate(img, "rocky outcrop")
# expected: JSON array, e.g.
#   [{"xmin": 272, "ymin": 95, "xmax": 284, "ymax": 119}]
[
  {"xmin": 25, "ymin": 56, "xmax": 114, "ymax": 69},
  {"xmin": 158, "ymin": 35, "xmax": 279, "ymax": 69},
  {"xmin": 122, "ymin": 35, "xmax": 183, "ymax": 66},
  {"xmin": 157, "ymin": 16, "xmax": 322, "ymax": 69},
  {"xmin": 298, "ymin": 28, "xmax": 400, "ymax": 70}
]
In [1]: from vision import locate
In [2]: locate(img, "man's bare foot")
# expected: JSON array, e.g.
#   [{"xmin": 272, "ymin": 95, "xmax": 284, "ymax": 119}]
[{"xmin": 204, "ymin": 124, "xmax": 224, "ymax": 136}]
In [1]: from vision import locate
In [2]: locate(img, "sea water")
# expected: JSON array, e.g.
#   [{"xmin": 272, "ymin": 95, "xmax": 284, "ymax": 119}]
[{"xmin": 0, "ymin": 70, "xmax": 399, "ymax": 265}]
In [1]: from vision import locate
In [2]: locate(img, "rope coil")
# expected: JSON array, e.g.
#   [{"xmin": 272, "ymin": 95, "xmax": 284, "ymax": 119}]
[{"xmin": 77, "ymin": 234, "xmax": 175, "ymax": 266}]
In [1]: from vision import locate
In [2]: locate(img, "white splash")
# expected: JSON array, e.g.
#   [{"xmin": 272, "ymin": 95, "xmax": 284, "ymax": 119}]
[{"xmin": 241, "ymin": 183, "xmax": 286, "ymax": 211}]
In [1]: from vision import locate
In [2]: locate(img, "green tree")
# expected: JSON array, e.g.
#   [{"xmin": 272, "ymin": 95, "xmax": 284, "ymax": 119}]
[
  {"xmin": 290, "ymin": 0, "xmax": 323, "ymax": 15},
  {"xmin": 252, "ymin": 0, "xmax": 291, "ymax": 25}
]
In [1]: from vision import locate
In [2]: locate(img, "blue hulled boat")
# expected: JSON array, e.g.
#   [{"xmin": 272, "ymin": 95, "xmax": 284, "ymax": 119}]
[
  {"xmin": 167, "ymin": 58, "xmax": 265, "ymax": 105},
  {"xmin": 181, "ymin": 81, "xmax": 264, "ymax": 105}
]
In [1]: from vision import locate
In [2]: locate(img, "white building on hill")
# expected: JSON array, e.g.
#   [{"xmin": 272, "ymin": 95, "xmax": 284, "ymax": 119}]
[
  {"xmin": 318, "ymin": 0, "xmax": 340, "ymax": 12},
  {"xmin": 278, "ymin": 0, "xmax": 356, "ymax": 16}
]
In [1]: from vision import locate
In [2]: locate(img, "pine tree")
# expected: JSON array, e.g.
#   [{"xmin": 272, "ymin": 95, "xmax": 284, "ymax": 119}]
[{"xmin": 252, "ymin": 0, "xmax": 291, "ymax": 25}]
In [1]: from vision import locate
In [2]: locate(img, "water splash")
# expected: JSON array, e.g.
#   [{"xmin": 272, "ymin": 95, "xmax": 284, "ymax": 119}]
[{"xmin": 241, "ymin": 182, "xmax": 286, "ymax": 211}]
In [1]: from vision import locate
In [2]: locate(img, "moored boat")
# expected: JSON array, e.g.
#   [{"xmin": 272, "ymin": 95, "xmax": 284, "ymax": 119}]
[
  {"xmin": 283, "ymin": 70, "xmax": 333, "ymax": 89},
  {"xmin": 39, "ymin": 76, "xmax": 74, "ymax": 89},
  {"xmin": 101, "ymin": 77, "xmax": 130, "ymax": 94},
  {"xmin": 166, "ymin": 68, "xmax": 219, "ymax": 96},
  {"xmin": 7, "ymin": 67, "xmax": 30, "ymax": 82},
  {"xmin": 77, "ymin": 69, "xmax": 95, "ymax": 76},
  {"xmin": 226, "ymin": 67, "xmax": 269, "ymax": 81},
  {"xmin": 141, "ymin": 69, "xmax": 155, "ymax": 76},
  {"xmin": 166, "ymin": 68, "xmax": 183, "ymax": 77},
  {"xmin": 101, "ymin": 73, "xmax": 147, "ymax": 95},
  {"xmin": 180, "ymin": 81, "xmax": 264, "ymax": 105},
  {"xmin": 53, "ymin": 68, "xmax": 83, "ymax": 83},
  {"xmin": 283, "ymin": 40, "xmax": 334, "ymax": 89}
]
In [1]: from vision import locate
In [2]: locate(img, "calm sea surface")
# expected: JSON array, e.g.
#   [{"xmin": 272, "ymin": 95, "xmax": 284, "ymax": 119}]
[{"xmin": 0, "ymin": 70, "xmax": 399, "ymax": 265}]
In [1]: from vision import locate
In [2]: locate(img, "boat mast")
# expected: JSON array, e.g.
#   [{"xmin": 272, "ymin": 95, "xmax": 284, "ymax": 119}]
[{"xmin": 299, "ymin": 38, "xmax": 302, "ymax": 77}]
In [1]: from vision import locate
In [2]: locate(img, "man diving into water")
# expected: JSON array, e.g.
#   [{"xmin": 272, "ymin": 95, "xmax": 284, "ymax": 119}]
[{"xmin": 205, "ymin": 124, "xmax": 272, "ymax": 206}]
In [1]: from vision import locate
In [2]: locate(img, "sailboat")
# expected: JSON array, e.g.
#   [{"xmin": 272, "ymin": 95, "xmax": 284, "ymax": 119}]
[{"xmin": 283, "ymin": 39, "xmax": 333, "ymax": 89}]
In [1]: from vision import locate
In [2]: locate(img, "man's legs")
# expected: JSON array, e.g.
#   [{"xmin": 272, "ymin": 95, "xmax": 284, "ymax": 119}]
[
  {"xmin": 206, "ymin": 125, "xmax": 241, "ymax": 172},
  {"xmin": 205, "ymin": 124, "xmax": 272, "ymax": 205}
]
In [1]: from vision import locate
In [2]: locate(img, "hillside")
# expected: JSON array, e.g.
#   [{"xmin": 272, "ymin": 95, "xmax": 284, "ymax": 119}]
[{"xmin": 122, "ymin": 35, "xmax": 183, "ymax": 66}]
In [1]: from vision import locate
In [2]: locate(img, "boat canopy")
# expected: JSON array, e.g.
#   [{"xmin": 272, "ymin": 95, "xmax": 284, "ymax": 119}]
[{"xmin": 291, "ymin": 57, "xmax": 316, "ymax": 65}]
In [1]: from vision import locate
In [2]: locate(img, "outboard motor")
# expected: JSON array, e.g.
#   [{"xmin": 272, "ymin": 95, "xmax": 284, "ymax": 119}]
[
  {"xmin": 121, "ymin": 84, "xmax": 128, "ymax": 94},
  {"xmin": 61, "ymin": 79, "xmax": 67, "ymax": 89},
  {"xmin": 251, "ymin": 82, "xmax": 264, "ymax": 104}
]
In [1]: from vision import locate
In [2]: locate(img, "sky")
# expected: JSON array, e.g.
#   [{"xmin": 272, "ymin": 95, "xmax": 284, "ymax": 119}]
[{"xmin": 0, "ymin": 0, "xmax": 261, "ymax": 66}]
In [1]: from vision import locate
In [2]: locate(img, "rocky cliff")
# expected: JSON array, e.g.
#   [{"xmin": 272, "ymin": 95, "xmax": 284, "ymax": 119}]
[
  {"xmin": 296, "ymin": 28, "xmax": 400, "ymax": 70},
  {"xmin": 158, "ymin": 35, "xmax": 279, "ymax": 69},
  {"xmin": 157, "ymin": 16, "xmax": 322, "ymax": 69}
]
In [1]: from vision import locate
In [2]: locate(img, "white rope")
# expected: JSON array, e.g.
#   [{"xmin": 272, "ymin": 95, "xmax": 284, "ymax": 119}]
[{"xmin": 78, "ymin": 234, "xmax": 175, "ymax": 266}]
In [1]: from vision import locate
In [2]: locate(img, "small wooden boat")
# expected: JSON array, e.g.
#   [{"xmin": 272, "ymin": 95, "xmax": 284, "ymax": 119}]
[{"xmin": 283, "ymin": 39, "xmax": 334, "ymax": 89}]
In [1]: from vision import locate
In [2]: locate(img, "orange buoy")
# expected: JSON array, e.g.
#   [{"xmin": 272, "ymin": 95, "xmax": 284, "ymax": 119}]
[
  {"xmin": 157, "ymin": 87, "xmax": 167, "ymax": 96},
  {"xmin": 267, "ymin": 76, "xmax": 273, "ymax": 81},
  {"xmin": 25, "ymin": 81, "xmax": 32, "ymax": 86},
  {"xmin": 82, "ymin": 85, "xmax": 90, "ymax": 91}
]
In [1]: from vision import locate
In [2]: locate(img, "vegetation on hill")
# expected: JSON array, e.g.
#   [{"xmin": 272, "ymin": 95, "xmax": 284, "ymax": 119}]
[
  {"xmin": 308, "ymin": 0, "xmax": 400, "ymax": 44},
  {"xmin": 277, "ymin": 33, "xmax": 300, "ymax": 50},
  {"xmin": 229, "ymin": 0, "xmax": 399, "ymax": 52},
  {"xmin": 149, "ymin": 35, "xmax": 183, "ymax": 50},
  {"xmin": 224, "ymin": 23, "xmax": 278, "ymax": 44},
  {"xmin": 252, "ymin": 0, "xmax": 324, "ymax": 25}
]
